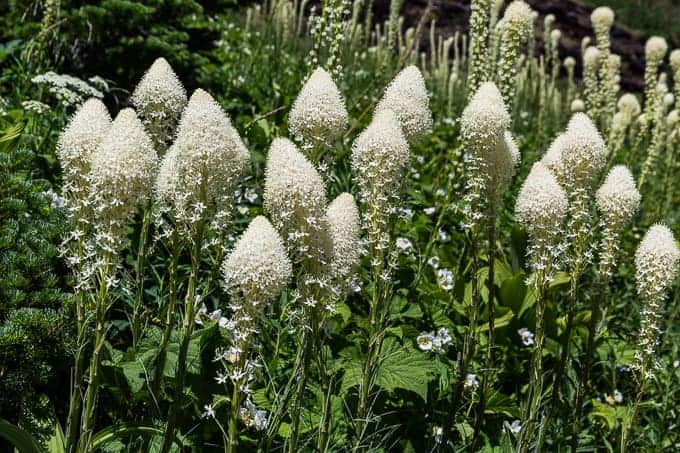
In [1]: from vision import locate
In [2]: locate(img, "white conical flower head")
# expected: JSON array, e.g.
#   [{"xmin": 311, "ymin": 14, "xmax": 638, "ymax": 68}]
[
  {"xmin": 645, "ymin": 36, "xmax": 668, "ymax": 62},
  {"xmin": 542, "ymin": 113, "xmax": 607, "ymax": 190},
  {"xmin": 503, "ymin": 1, "xmax": 534, "ymax": 30},
  {"xmin": 57, "ymin": 98, "xmax": 112, "ymax": 190},
  {"xmin": 288, "ymin": 67, "xmax": 348, "ymax": 148},
  {"xmin": 326, "ymin": 192, "xmax": 361, "ymax": 283},
  {"xmin": 515, "ymin": 162, "xmax": 568, "ymax": 234},
  {"xmin": 155, "ymin": 89, "xmax": 250, "ymax": 230},
  {"xmin": 584, "ymin": 46, "xmax": 600, "ymax": 69},
  {"xmin": 263, "ymin": 137, "xmax": 330, "ymax": 266},
  {"xmin": 571, "ymin": 99, "xmax": 586, "ymax": 113},
  {"xmin": 596, "ymin": 165, "xmax": 640, "ymax": 229},
  {"xmin": 564, "ymin": 56, "xmax": 576, "ymax": 69},
  {"xmin": 670, "ymin": 49, "xmax": 680, "ymax": 71},
  {"xmin": 375, "ymin": 65, "xmax": 433, "ymax": 143},
  {"xmin": 635, "ymin": 224, "xmax": 680, "ymax": 300},
  {"xmin": 617, "ymin": 93, "xmax": 641, "ymax": 117},
  {"xmin": 222, "ymin": 216, "xmax": 292, "ymax": 302},
  {"xmin": 131, "ymin": 57, "xmax": 187, "ymax": 148},
  {"xmin": 646, "ymin": 37, "xmax": 669, "ymax": 61},
  {"xmin": 591, "ymin": 7, "xmax": 615, "ymax": 30},
  {"xmin": 351, "ymin": 109, "xmax": 410, "ymax": 210},
  {"xmin": 89, "ymin": 108, "xmax": 158, "ymax": 252},
  {"xmin": 461, "ymin": 82, "xmax": 511, "ymax": 160},
  {"xmin": 550, "ymin": 29, "xmax": 561, "ymax": 43}
]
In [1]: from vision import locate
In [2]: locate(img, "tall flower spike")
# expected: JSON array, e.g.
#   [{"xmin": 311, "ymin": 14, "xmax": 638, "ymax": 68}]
[
  {"xmin": 542, "ymin": 113, "xmax": 607, "ymax": 191},
  {"xmin": 634, "ymin": 224, "xmax": 680, "ymax": 373},
  {"xmin": 222, "ymin": 216, "xmax": 293, "ymax": 303},
  {"xmin": 351, "ymin": 109, "xmax": 410, "ymax": 213},
  {"xmin": 375, "ymin": 65, "xmax": 433, "ymax": 144},
  {"xmin": 57, "ymin": 98, "xmax": 112, "ymax": 199},
  {"xmin": 263, "ymin": 137, "xmax": 330, "ymax": 267},
  {"xmin": 154, "ymin": 89, "xmax": 250, "ymax": 234},
  {"xmin": 596, "ymin": 165, "xmax": 641, "ymax": 230},
  {"xmin": 89, "ymin": 108, "xmax": 158, "ymax": 254},
  {"xmin": 288, "ymin": 67, "xmax": 348, "ymax": 150},
  {"xmin": 131, "ymin": 57, "xmax": 187, "ymax": 150},
  {"xmin": 326, "ymin": 192, "xmax": 361, "ymax": 284},
  {"xmin": 497, "ymin": 0, "xmax": 534, "ymax": 105}
]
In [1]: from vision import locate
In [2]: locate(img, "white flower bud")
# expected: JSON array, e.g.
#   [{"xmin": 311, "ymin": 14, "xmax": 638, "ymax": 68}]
[
  {"xmin": 288, "ymin": 67, "xmax": 348, "ymax": 148},
  {"xmin": 584, "ymin": 46, "xmax": 600, "ymax": 69},
  {"xmin": 155, "ymin": 89, "xmax": 250, "ymax": 232},
  {"xmin": 670, "ymin": 49, "xmax": 680, "ymax": 71},
  {"xmin": 503, "ymin": 1, "xmax": 533, "ymax": 30},
  {"xmin": 596, "ymin": 165, "xmax": 640, "ymax": 229},
  {"xmin": 571, "ymin": 99, "xmax": 585, "ymax": 113},
  {"xmin": 667, "ymin": 109, "xmax": 679, "ymax": 128},
  {"xmin": 375, "ymin": 65, "xmax": 433, "ymax": 143},
  {"xmin": 131, "ymin": 57, "xmax": 187, "ymax": 148},
  {"xmin": 326, "ymin": 192, "xmax": 361, "ymax": 282},
  {"xmin": 515, "ymin": 162, "xmax": 568, "ymax": 236},
  {"xmin": 645, "ymin": 36, "xmax": 668, "ymax": 62},
  {"xmin": 635, "ymin": 224, "xmax": 680, "ymax": 302},
  {"xmin": 663, "ymin": 93, "xmax": 675, "ymax": 108},
  {"xmin": 617, "ymin": 93, "xmax": 641, "ymax": 117},
  {"xmin": 222, "ymin": 216, "xmax": 292, "ymax": 302},
  {"xmin": 550, "ymin": 29, "xmax": 561, "ymax": 44},
  {"xmin": 590, "ymin": 7, "xmax": 615, "ymax": 31},
  {"xmin": 57, "ymin": 98, "xmax": 112, "ymax": 194},
  {"xmin": 564, "ymin": 56, "xmax": 576, "ymax": 69}
]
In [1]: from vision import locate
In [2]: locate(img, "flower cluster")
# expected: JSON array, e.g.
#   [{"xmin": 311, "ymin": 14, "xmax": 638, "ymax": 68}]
[
  {"xmin": 634, "ymin": 224, "xmax": 680, "ymax": 374},
  {"xmin": 155, "ymin": 89, "xmax": 250, "ymax": 239},
  {"xmin": 375, "ymin": 65, "xmax": 433, "ymax": 144},
  {"xmin": 288, "ymin": 67, "xmax": 348, "ymax": 150},
  {"xmin": 417, "ymin": 328, "xmax": 453, "ymax": 353},
  {"xmin": 131, "ymin": 57, "xmax": 188, "ymax": 149},
  {"xmin": 32, "ymin": 71, "xmax": 105, "ymax": 107}
]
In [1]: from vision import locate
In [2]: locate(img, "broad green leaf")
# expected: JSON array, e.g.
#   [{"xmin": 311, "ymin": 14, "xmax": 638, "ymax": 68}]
[
  {"xmin": 374, "ymin": 339, "xmax": 433, "ymax": 401},
  {"xmin": 0, "ymin": 419, "xmax": 45, "ymax": 453}
]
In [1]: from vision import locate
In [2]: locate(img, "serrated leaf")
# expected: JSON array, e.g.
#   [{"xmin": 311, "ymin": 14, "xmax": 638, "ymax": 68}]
[{"xmin": 374, "ymin": 339, "xmax": 433, "ymax": 401}]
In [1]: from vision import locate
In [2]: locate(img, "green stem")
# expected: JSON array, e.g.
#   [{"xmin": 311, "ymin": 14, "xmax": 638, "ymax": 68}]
[
  {"xmin": 151, "ymin": 231, "xmax": 181, "ymax": 400},
  {"xmin": 227, "ymin": 342, "xmax": 250, "ymax": 453},
  {"xmin": 518, "ymin": 271, "xmax": 547, "ymax": 453},
  {"xmin": 288, "ymin": 328, "xmax": 312, "ymax": 453},
  {"xmin": 131, "ymin": 208, "xmax": 152, "ymax": 348},
  {"xmin": 79, "ymin": 258, "xmax": 112, "ymax": 452},
  {"xmin": 65, "ymin": 291, "xmax": 87, "ymax": 453},
  {"xmin": 472, "ymin": 211, "xmax": 497, "ymax": 449},
  {"xmin": 160, "ymin": 229, "xmax": 203, "ymax": 453}
]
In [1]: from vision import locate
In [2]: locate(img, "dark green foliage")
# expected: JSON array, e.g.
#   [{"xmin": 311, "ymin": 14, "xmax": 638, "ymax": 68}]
[{"xmin": 0, "ymin": 120, "xmax": 71, "ymax": 438}]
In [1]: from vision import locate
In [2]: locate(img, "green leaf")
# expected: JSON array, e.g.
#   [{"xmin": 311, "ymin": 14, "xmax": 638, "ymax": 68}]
[
  {"xmin": 374, "ymin": 339, "xmax": 433, "ymax": 401},
  {"xmin": 0, "ymin": 418, "xmax": 45, "ymax": 453},
  {"xmin": 89, "ymin": 422, "xmax": 179, "ymax": 450}
]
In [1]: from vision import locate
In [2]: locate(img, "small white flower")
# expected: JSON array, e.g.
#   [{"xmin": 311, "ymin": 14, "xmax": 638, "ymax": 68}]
[
  {"xmin": 613, "ymin": 389, "xmax": 623, "ymax": 404},
  {"xmin": 215, "ymin": 371, "xmax": 228, "ymax": 384},
  {"xmin": 396, "ymin": 237, "xmax": 413, "ymax": 252},
  {"xmin": 424, "ymin": 207, "xmax": 436, "ymax": 216},
  {"xmin": 464, "ymin": 373, "xmax": 479, "ymax": 390},
  {"xmin": 435, "ymin": 188, "xmax": 446, "ymax": 197},
  {"xmin": 42, "ymin": 188, "xmax": 66, "ymax": 209},
  {"xmin": 437, "ymin": 327, "xmax": 453, "ymax": 346},
  {"xmin": 505, "ymin": 419, "xmax": 522, "ymax": 434},
  {"xmin": 434, "ymin": 426, "xmax": 444, "ymax": 444},
  {"xmin": 436, "ymin": 268, "xmax": 454, "ymax": 291},
  {"xmin": 427, "ymin": 256, "xmax": 440, "ymax": 268},
  {"xmin": 517, "ymin": 327, "xmax": 535, "ymax": 346},
  {"xmin": 203, "ymin": 404, "xmax": 215, "ymax": 419},
  {"xmin": 674, "ymin": 360, "xmax": 680, "ymax": 368},
  {"xmin": 417, "ymin": 332, "xmax": 435, "ymax": 351},
  {"xmin": 437, "ymin": 228, "xmax": 450, "ymax": 243}
]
